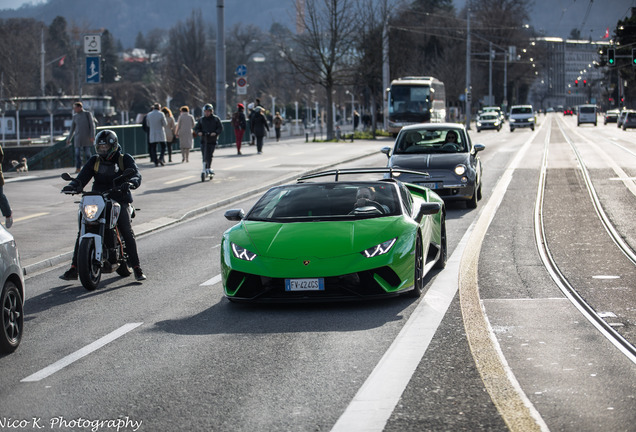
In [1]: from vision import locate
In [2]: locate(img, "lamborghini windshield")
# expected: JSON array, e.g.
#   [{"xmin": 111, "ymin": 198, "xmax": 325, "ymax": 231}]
[{"xmin": 246, "ymin": 182, "xmax": 400, "ymax": 222}]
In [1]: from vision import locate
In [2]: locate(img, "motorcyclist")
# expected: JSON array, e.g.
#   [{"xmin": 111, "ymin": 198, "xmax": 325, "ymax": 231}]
[
  {"xmin": 193, "ymin": 103, "xmax": 223, "ymax": 182},
  {"xmin": 60, "ymin": 129, "xmax": 147, "ymax": 281}
]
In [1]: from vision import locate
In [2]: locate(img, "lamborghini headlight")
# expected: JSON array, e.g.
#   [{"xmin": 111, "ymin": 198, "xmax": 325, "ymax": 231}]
[
  {"xmin": 82, "ymin": 204, "xmax": 100, "ymax": 221},
  {"xmin": 361, "ymin": 238, "xmax": 396, "ymax": 258},
  {"xmin": 231, "ymin": 243, "xmax": 257, "ymax": 261},
  {"xmin": 454, "ymin": 164, "xmax": 467, "ymax": 176}
]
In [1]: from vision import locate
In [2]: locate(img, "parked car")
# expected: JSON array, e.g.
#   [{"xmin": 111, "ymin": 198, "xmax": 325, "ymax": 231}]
[
  {"xmin": 0, "ymin": 225, "xmax": 25, "ymax": 354},
  {"xmin": 381, "ymin": 123, "xmax": 485, "ymax": 208},
  {"xmin": 221, "ymin": 168, "xmax": 446, "ymax": 302},
  {"xmin": 476, "ymin": 112, "xmax": 502, "ymax": 132},
  {"xmin": 604, "ymin": 109, "xmax": 620, "ymax": 124},
  {"xmin": 509, "ymin": 105, "xmax": 535, "ymax": 131},
  {"xmin": 622, "ymin": 111, "xmax": 636, "ymax": 130},
  {"xmin": 617, "ymin": 109, "xmax": 633, "ymax": 128},
  {"xmin": 577, "ymin": 104, "xmax": 597, "ymax": 126}
]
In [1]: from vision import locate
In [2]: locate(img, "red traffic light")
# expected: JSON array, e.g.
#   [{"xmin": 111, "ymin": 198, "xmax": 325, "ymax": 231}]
[
  {"xmin": 583, "ymin": 79, "xmax": 587, "ymax": 87},
  {"xmin": 575, "ymin": 79, "xmax": 579, "ymax": 87}
]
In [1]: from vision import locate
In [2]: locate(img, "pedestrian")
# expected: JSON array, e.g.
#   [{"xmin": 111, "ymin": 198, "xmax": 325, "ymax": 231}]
[
  {"xmin": 67, "ymin": 102, "xmax": 96, "ymax": 173},
  {"xmin": 161, "ymin": 107, "xmax": 176, "ymax": 163},
  {"xmin": 193, "ymin": 103, "xmax": 223, "ymax": 181},
  {"xmin": 0, "ymin": 145, "xmax": 13, "ymax": 229},
  {"xmin": 231, "ymin": 103, "xmax": 247, "ymax": 155},
  {"xmin": 248, "ymin": 98, "xmax": 261, "ymax": 146},
  {"xmin": 60, "ymin": 130, "xmax": 146, "ymax": 281},
  {"xmin": 146, "ymin": 103, "xmax": 167, "ymax": 166},
  {"xmin": 273, "ymin": 111, "xmax": 283, "ymax": 142},
  {"xmin": 353, "ymin": 110, "xmax": 360, "ymax": 131},
  {"xmin": 175, "ymin": 106, "xmax": 195, "ymax": 163},
  {"xmin": 251, "ymin": 106, "xmax": 269, "ymax": 154}
]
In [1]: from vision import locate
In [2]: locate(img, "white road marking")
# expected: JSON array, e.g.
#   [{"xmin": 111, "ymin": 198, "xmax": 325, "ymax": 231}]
[
  {"xmin": 331, "ymin": 223, "xmax": 473, "ymax": 432},
  {"xmin": 201, "ymin": 274, "xmax": 222, "ymax": 286},
  {"xmin": 21, "ymin": 323, "xmax": 143, "ymax": 382},
  {"xmin": 14, "ymin": 212, "xmax": 49, "ymax": 222}
]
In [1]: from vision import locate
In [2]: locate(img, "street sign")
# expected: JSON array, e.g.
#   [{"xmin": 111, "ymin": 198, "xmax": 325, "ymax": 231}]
[
  {"xmin": 236, "ymin": 64, "xmax": 247, "ymax": 77},
  {"xmin": 84, "ymin": 35, "xmax": 102, "ymax": 55},
  {"xmin": 86, "ymin": 56, "xmax": 101, "ymax": 84},
  {"xmin": 236, "ymin": 77, "xmax": 247, "ymax": 95}
]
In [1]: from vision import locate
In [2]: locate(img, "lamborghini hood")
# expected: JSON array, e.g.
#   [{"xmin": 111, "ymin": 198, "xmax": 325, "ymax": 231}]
[{"xmin": 240, "ymin": 219, "xmax": 400, "ymax": 259}]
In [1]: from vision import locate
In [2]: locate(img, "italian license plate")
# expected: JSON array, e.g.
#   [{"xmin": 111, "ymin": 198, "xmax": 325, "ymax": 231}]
[
  {"xmin": 420, "ymin": 182, "xmax": 437, "ymax": 189},
  {"xmin": 285, "ymin": 278, "xmax": 325, "ymax": 291}
]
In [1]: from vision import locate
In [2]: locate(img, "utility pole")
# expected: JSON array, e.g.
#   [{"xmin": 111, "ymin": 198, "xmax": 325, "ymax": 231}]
[
  {"xmin": 382, "ymin": 5, "xmax": 390, "ymax": 131},
  {"xmin": 465, "ymin": 4, "xmax": 471, "ymax": 129},
  {"xmin": 216, "ymin": 0, "xmax": 226, "ymax": 119},
  {"xmin": 40, "ymin": 28, "xmax": 45, "ymax": 96}
]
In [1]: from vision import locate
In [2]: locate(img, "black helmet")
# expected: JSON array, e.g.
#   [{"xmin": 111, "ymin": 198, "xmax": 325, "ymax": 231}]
[
  {"xmin": 95, "ymin": 129, "xmax": 119, "ymax": 159},
  {"xmin": 203, "ymin": 103, "xmax": 213, "ymax": 111}
]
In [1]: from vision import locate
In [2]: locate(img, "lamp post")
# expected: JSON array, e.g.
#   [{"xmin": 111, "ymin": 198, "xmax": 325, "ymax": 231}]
[{"xmin": 346, "ymin": 90, "xmax": 355, "ymax": 131}]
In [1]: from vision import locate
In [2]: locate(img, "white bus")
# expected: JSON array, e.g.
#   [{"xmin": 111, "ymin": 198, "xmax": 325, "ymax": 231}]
[{"xmin": 387, "ymin": 76, "xmax": 446, "ymax": 135}]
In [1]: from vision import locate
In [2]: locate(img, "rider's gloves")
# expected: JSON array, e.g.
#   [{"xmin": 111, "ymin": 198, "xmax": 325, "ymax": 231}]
[{"xmin": 62, "ymin": 184, "xmax": 78, "ymax": 193}]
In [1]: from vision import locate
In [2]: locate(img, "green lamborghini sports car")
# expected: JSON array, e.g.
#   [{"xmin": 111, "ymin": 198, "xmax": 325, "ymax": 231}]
[{"xmin": 221, "ymin": 168, "xmax": 447, "ymax": 302}]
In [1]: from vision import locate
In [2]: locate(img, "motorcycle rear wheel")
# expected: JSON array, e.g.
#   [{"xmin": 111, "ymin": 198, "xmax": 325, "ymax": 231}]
[{"xmin": 78, "ymin": 238, "xmax": 101, "ymax": 291}]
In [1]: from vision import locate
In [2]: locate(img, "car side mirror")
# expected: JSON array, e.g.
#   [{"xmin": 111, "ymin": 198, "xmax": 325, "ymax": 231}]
[
  {"xmin": 224, "ymin": 209, "xmax": 245, "ymax": 221},
  {"xmin": 415, "ymin": 202, "xmax": 441, "ymax": 222},
  {"xmin": 473, "ymin": 144, "xmax": 485, "ymax": 153},
  {"xmin": 381, "ymin": 146, "xmax": 391, "ymax": 158}
]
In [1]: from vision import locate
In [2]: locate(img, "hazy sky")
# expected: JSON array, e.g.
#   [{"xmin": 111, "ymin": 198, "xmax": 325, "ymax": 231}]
[
  {"xmin": 0, "ymin": 0, "xmax": 633, "ymax": 41},
  {"xmin": 0, "ymin": 0, "xmax": 44, "ymax": 9}
]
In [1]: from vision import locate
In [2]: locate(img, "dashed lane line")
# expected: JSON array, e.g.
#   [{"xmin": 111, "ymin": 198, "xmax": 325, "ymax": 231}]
[{"xmin": 21, "ymin": 323, "xmax": 143, "ymax": 382}]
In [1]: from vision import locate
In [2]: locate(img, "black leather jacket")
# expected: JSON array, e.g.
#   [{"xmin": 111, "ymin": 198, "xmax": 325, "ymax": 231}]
[{"xmin": 70, "ymin": 151, "xmax": 141, "ymax": 204}]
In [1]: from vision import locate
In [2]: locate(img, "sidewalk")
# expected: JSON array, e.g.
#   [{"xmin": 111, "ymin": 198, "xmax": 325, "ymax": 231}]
[{"xmin": 9, "ymin": 136, "xmax": 391, "ymax": 276}]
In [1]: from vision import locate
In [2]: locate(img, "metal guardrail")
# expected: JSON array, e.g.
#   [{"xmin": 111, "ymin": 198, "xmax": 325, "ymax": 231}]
[{"xmin": 20, "ymin": 120, "xmax": 245, "ymax": 171}]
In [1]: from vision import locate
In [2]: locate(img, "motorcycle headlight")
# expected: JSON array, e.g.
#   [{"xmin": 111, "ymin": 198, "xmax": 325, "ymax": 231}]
[
  {"xmin": 454, "ymin": 164, "xmax": 467, "ymax": 176},
  {"xmin": 83, "ymin": 204, "xmax": 100, "ymax": 220},
  {"xmin": 361, "ymin": 238, "xmax": 396, "ymax": 258},
  {"xmin": 231, "ymin": 243, "xmax": 257, "ymax": 261}
]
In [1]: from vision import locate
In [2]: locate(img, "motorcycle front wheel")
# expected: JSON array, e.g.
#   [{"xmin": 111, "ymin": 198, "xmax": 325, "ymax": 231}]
[{"xmin": 78, "ymin": 238, "xmax": 101, "ymax": 291}]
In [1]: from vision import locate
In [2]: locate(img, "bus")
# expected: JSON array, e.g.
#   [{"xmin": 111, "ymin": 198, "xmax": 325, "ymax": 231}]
[{"xmin": 387, "ymin": 76, "xmax": 446, "ymax": 135}]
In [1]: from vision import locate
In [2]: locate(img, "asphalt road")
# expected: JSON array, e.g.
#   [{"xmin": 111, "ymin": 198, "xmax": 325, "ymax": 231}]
[{"xmin": 1, "ymin": 119, "xmax": 635, "ymax": 432}]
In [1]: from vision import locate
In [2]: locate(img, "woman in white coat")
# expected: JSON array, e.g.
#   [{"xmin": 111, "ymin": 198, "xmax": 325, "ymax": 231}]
[{"xmin": 175, "ymin": 106, "xmax": 196, "ymax": 163}]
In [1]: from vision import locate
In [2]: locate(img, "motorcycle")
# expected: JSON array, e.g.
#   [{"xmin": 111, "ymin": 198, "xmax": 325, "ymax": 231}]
[{"xmin": 61, "ymin": 169, "xmax": 136, "ymax": 291}]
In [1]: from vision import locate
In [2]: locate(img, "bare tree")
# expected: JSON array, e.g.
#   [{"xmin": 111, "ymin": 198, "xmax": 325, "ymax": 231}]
[{"xmin": 276, "ymin": 0, "xmax": 358, "ymax": 140}]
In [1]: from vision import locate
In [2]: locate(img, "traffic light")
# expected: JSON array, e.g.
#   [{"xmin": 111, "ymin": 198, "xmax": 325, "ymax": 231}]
[
  {"xmin": 575, "ymin": 79, "xmax": 579, "ymax": 87},
  {"xmin": 632, "ymin": 48, "xmax": 636, "ymax": 66},
  {"xmin": 583, "ymin": 79, "xmax": 587, "ymax": 87},
  {"xmin": 608, "ymin": 48, "xmax": 615, "ymax": 65}
]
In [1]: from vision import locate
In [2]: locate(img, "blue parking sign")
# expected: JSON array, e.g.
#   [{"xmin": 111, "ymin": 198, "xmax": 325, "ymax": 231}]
[{"xmin": 86, "ymin": 56, "xmax": 100, "ymax": 84}]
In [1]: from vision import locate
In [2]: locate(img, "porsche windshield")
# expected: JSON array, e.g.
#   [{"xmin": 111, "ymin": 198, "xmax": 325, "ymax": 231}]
[
  {"xmin": 394, "ymin": 128, "xmax": 467, "ymax": 154},
  {"xmin": 246, "ymin": 183, "xmax": 400, "ymax": 221}
]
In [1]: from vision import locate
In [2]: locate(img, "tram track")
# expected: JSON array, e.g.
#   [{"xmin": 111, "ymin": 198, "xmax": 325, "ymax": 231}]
[{"xmin": 534, "ymin": 116, "xmax": 636, "ymax": 363}]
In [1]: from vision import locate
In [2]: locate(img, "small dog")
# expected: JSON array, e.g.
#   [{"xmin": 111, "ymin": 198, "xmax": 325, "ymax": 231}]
[{"xmin": 11, "ymin": 157, "xmax": 28, "ymax": 173}]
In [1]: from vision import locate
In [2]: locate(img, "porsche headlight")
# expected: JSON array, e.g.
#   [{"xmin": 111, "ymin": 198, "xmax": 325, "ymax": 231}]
[
  {"xmin": 82, "ymin": 204, "xmax": 100, "ymax": 220},
  {"xmin": 361, "ymin": 238, "xmax": 396, "ymax": 258},
  {"xmin": 454, "ymin": 164, "xmax": 467, "ymax": 176},
  {"xmin": 231, "ymin": 243, "xmax": 257, "ymax": 261}
]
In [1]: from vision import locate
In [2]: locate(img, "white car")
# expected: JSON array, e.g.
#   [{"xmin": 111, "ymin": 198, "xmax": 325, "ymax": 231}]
[
  {"xmin": 0, "ymin": 225, "xmax": 25, "ymax": 354},
  {"xmin": 509, "ymin": 105, "xmax": 535, "ymax": 132},
  {"xmin": 577, "ymin": 104, "xmax": 597, "ymax": 126},
  {"xmin": 476, "ymin": 113, "xmax": 502, "ymax": 132}
]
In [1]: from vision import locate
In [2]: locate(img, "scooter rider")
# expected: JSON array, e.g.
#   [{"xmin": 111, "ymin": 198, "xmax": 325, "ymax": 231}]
[
  {"xmin": 60, "ymin": 129, "xmax": 147, "ymax": 281},
  {"xmin": 193, "ymin": 103, "xmax": 223, "ymax": 182}
]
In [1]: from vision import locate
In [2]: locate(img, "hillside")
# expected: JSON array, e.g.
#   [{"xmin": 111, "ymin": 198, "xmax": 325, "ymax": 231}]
[{"xmin": 0, "ymin": 0, "xmax": 298, "ymax": 48}]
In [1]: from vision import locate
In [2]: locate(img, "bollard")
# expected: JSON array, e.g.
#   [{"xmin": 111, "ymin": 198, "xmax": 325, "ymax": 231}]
[
  {"xmin": 350, "ymin": 133, "xmax": 354, "ymax": 143},
  {"xmin": 306, "ymin": 132, "xmax": 309, "ymax": 142}
]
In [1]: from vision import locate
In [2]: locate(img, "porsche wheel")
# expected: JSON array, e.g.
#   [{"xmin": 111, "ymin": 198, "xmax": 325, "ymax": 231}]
[
  {"xmin": 467, "ymin": 189, "xmax": 478, "ymax": 209},
  {"xmin": 1, "ymin": 281, "xmax": 23, "ymax": 354},
  {"xmin": 407, "ymin": 235, "xmax": 424, "ymax": 298},
  {"xmin": 78, "ymin": 238, "xmax": 101, "ymax": 291}
]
